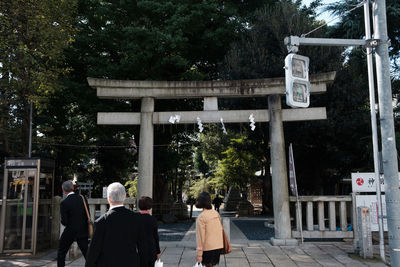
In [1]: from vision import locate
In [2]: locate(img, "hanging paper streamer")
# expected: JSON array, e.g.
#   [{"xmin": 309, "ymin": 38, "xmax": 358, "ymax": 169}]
[
  {"xmin": 220, "ymin": 118, "xmax": 227, "ymax": 134},
  {"xmin": 196, "ymin": 117, "xmax": 204, "ymax": 132},
  {"xmin": 168, "ymin": 114, "xmax": 181, "ymax": 124},
  {"xmin": 249, "ymin": 113, "xmax": 256, "ymax": 131}
]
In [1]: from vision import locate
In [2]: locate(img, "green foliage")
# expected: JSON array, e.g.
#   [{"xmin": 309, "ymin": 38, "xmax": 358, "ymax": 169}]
[
  {"xmin": 221, "ymin": 0, "xmax": 342, "ymax": 79},
  {"xmin": 0, "ymin": 0, "xmax": 77, "ymax": 155},
  {"xmin": 125, "ymin": 178, "xmax": 138, "ymax": 198},
  {"xmin": 194, "ymin": 149, "xmax": 210, "ymax": 176},
  {"xmin": 215, "ymin": 138, "xmax": 258, "ymax": 189}
]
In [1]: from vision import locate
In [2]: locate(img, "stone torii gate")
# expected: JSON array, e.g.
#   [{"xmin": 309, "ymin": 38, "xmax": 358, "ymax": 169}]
[{"xmin": 87, "ymin": 71, "xmax": 335, "ymax": 244}]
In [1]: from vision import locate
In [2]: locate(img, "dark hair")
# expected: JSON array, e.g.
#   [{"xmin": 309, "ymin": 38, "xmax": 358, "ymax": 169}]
[
  {"xmin": 138, "ymin": 196, "xmax": 153, "ymax": 210},
  {"xmin": 195, "ymin": 192, "xmax": 212, "ymax": 209}
]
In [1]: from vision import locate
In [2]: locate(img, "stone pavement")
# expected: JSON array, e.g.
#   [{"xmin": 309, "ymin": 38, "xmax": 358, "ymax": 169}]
[{"xmin": 0, "ymin": 219, "xmax": 388, "ymax": 267}]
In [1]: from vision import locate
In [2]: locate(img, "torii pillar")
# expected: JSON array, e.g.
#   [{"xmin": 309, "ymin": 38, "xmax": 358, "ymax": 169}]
[
  {"xmin": 137, "ymin": 97, "xmax": 154, "ymax": 200},
  {"xmin": 269, "ymin": 95, "xmax": 292, "ymax": 243}
]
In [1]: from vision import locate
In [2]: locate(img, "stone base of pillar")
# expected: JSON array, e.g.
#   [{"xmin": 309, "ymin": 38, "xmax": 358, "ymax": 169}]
[
  {"xmin": 270, "ymin": 238, "xmax": 298, "ymax": 246},
  {"xmin": 68, "ymin": 242, "xmax": 82, "ymax": 261}
]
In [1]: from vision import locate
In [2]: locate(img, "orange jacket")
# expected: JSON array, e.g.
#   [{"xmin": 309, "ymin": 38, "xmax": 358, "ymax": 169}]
[{"xmin": 196, "ymin": 209, "xmax": 223, "ymax": 256}]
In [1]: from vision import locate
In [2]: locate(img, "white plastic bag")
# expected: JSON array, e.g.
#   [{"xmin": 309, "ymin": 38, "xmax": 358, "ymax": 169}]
[
  {"xmin": 154, "ymin": 259, "xmax": 163, "ymax": 267},
  {"xmin": 193, "ymin": 262, "xmax": 203, "ymax": 267}
]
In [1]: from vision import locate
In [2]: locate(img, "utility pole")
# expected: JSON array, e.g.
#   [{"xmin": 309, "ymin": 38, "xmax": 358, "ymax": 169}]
[
  {"xmin": 28, "ymin": 101, "xmax": 33, "ymax": 158},
  {"xmin": 284, "ymin": 0, "xmax": 400, "ymax": 263},
  {"xmin": 373, "ymin": 0, "xmax": 400, "ymax": 264},
  {"xmin": 363, "ymin": 0, "xmax": 385, "ymax": 262}
]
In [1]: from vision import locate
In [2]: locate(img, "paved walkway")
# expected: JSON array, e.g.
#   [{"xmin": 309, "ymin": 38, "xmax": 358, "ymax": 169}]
[{"xmin": 0, "ymin": 219, "xmax": 388, "ymax": 267}]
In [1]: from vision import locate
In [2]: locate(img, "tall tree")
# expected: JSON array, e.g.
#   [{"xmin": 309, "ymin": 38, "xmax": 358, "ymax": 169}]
[{"xmin": 0, "ymin": 0, "xmax": 77, "ymax": 156}]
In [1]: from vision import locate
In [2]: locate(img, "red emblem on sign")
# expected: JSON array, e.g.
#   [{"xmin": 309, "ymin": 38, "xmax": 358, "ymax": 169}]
[{"xmin": 356, "ymin": 178, "xmax": 364, "ymax": 186}]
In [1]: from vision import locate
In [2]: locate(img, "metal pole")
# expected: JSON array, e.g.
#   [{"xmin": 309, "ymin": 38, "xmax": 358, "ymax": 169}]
[
  {"xmin": 290, "ymin": 144, "xmax": 303, "ymax": 244},
  {"xmin": 363, "ymin": 0, "xmax": 386, "ymax": 263},
  {"xmin": 28, "ymin": 101, "xmax": 33, "ymax": 158},
  {"xmin": 373, "ymin": 0, "xmax": 400, "ymax": 264}
]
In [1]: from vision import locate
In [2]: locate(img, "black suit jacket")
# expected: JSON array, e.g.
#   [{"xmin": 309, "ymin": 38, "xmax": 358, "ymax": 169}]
[
  {"xmin": 138, "ymin": 214, "xmax": 160, "ymax": 266},
  {"xmin": 85, "ymin": 207, "xmax": 144, "ymax": 267},
  {"xmin": 60, "ymin": 193, "xmax": 89, "ymax": 239}
]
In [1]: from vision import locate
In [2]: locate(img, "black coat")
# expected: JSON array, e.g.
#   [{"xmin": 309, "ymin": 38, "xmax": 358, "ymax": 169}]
[
  {"xmin": 85, "ymin": 207, "xmax": 144, "ymax": 267},
  {"xmin": 138, "ymin": 213, "xmax": 160, "ymax": 266},
  {"xmin": 60, "ymin": 193, "xmax": 89, "ymax": 239}
]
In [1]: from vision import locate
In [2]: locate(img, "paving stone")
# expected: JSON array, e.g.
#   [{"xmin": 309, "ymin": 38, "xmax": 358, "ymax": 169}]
[
  {"xmin": 243, "ymin": 247, "xmax": 264, "ymax": 254},
  {"xmin": 317, "ymin": 244, "xmax": 368, "ymax": 266},
  {"xmin": 266, "ymin": 249, "xmax": 298, "ymax": 267},
  {"xmin": 163, "ymin": 247, "xmax": 184, "ymax": 255},
  {"xmin": 225, "ymin": 248, "xmax": 245, "ymax": 258},
  {"xmin": 301, "ymin": 244, "xmax": 344, "ymax": 266},
  {"xmin": 225, "ymin": 257, "xmax": 250, "ymax": 267},
  {"xmin": 281, "ymin": 246, "xmax": 320, "ymax": 267},
  {"xmin": 246, "ymin": 253, "xmax": 271, "ymax": 263},
  {"xmin": 262, "ymin": 245, "xmax": 284, "ymax": 254},
  {"xmin": 161, "ymin": 254, "xmax": 181, "ymax": 264},
  {"xmin": 249, "ymin": 263, "xmax": 273, "ymax": 267}
]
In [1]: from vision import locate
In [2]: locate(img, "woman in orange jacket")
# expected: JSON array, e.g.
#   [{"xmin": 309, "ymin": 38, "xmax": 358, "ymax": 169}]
[{"xmin": 195, "ymin": 192, "xmax": 223, "ymax": 267}]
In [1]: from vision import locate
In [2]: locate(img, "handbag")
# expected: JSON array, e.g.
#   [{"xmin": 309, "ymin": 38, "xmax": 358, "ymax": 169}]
[
  {"xmin": 221, "ymin": 229, "xmax": 232, "ymax": 255},
  {"xmin": 154, "ymin": 259, "xmax": 163, "ymax": 267},
  {"xmin": 81, "ymin": 195, "xmax": 94, "ymax": 238}
]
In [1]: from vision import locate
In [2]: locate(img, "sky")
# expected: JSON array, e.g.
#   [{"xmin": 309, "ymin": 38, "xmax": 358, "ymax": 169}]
[{"xmin": 302, "ymin": 0, "xmax": 340, "ymax": 24}]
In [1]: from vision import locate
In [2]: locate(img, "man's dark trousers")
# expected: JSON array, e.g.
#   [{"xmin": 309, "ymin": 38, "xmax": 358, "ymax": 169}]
[{"xmin": 57, "ymin": 193, "xmax": 89, "ymax": 267}]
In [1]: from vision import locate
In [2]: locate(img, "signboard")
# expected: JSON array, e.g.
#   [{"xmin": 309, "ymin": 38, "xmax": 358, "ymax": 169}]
[
  {"xmin": 351, "ymin": 172, "xmax": 400, "ymax": 192},
  {"xmin": 6, "ymin": 159, "xmax": 37, "ymax": 168},
  {"xmin": 355, "ymin": 195, "xmax": 387, "ymax": 231}
]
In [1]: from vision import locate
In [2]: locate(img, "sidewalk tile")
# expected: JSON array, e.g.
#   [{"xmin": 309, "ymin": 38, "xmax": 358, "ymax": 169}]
[
  {"xmin": 281, "ymin": 246, "xmax": 320, "ymax": 266},
  {"xmin": 225, "ymin": 257, "xmax": 250, "ymax": 267},
  {"xmin": 250, "ymin": 263, "xmax": 273, "ymax": 267},
  {"xmin": 243, "ymin": 247, "xmax": 264, "ymax": 254}
]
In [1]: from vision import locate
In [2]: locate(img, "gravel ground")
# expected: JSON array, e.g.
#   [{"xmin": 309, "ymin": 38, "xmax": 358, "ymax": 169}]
[
  {"xmin": 232, "ymin": 220, "xmax": 274, "ymax": 240},
  {"xmin": 158, "ymin": 222, "xmax": 193, "ymax": 241}
]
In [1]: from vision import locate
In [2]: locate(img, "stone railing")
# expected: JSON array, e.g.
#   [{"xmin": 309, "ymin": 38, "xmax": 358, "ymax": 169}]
[
  {"xmin": 87, "ymin": 198, "xmax": 136, "ymax": 221},
  {"xmin": 290, "ymin": 195, "xmax": 354, "ymax": 239}
]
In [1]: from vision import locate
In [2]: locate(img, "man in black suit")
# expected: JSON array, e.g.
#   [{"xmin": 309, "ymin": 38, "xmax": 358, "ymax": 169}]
[
  {"xmin": 85, "ymin": 182, "xmax": 144, "ymax": 267},
  {"xmin": 57, "ymin": 180, "xmax": 89, "ymax": 267}
]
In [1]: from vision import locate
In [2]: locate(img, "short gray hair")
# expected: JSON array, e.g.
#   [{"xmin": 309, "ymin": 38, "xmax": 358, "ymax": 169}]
[
  {"xmin": 62, "ymin": 180, "xmax": 74, "ymax": 193},
  {"xmin": 107, "ymin": 182, "xmax": 126, "ymax": 204}
]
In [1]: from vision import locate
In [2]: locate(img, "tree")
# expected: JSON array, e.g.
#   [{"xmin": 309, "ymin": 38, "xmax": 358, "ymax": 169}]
[
  {"xmin": 41, "ymin": 0, "xmax": 269, "ymax": 197},
  {"xmin": 215, "ymin": 138, "xmax": 258, "ymax": 190},
  {"xmin": 0, "ymin": 0, "xmax": 77, "ymax": 156}
]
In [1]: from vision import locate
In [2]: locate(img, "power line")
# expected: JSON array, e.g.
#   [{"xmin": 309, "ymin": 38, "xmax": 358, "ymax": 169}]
[{"xmin": 302, "ymin": 0, "xmax": 366, "ymax": 37}]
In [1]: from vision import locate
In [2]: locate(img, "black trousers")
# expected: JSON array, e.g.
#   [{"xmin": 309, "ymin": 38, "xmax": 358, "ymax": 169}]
[{"xmin": 57, "ymin": 232, "xmax": 88, "ymax": 267}]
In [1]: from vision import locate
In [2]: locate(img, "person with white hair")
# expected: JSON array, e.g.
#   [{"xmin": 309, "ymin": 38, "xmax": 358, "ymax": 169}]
[{"xmin": 85, "ymin": 182, "xmax": 144, "ymax": 267}]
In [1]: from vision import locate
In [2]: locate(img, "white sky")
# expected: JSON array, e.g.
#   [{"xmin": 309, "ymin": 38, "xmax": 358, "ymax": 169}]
[{"xmin": 302, "ymin": 0, "xmax": 340, "ymax": 24}]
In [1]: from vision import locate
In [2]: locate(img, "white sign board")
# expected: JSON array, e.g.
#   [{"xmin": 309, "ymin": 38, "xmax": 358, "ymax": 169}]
[
  {"xmin": 351, "ymin": 172, "xmax": 400, "ymax": 192},
  {"xmin": 355, "ymin": 195, "xmax": 387, "ymax": 231}
]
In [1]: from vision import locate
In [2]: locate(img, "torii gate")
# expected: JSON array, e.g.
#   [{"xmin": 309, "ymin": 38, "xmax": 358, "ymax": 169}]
[{"xmin": 87, "ymin": 71, "xmax": 335, "ymax": 244}]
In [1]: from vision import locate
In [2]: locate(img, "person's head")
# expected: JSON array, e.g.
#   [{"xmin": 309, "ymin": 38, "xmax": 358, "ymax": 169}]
[
  {"xmin": 138, "ymin": 196, "xmax": 153, "ymax": 211},
  {"xmin": 107, "ymin": 182, "xmax": 126, "ymax": 205},
  {"xmin": 195, "ymin": 192, "xmax": 212, "ymax": 210},
  {"xmin": 62, "ymin": 180, "xmax": 74, "ymax": 194}
]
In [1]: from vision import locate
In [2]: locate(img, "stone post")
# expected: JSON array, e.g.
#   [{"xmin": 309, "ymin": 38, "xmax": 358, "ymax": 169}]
[
  {"xmin": 51, "ymin": 196, "xmax": 62, "ymax": 248},
  {"xmin": 268, "ymin": 95, "xmax": 293, "ymax": 244},
  {"xmin": 357, "ymin": 207, "xmax": 373, "ymax": 259},
  {"xmin": 138, "ymin": 97, "xmax": 154, "ymax": 200}
]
